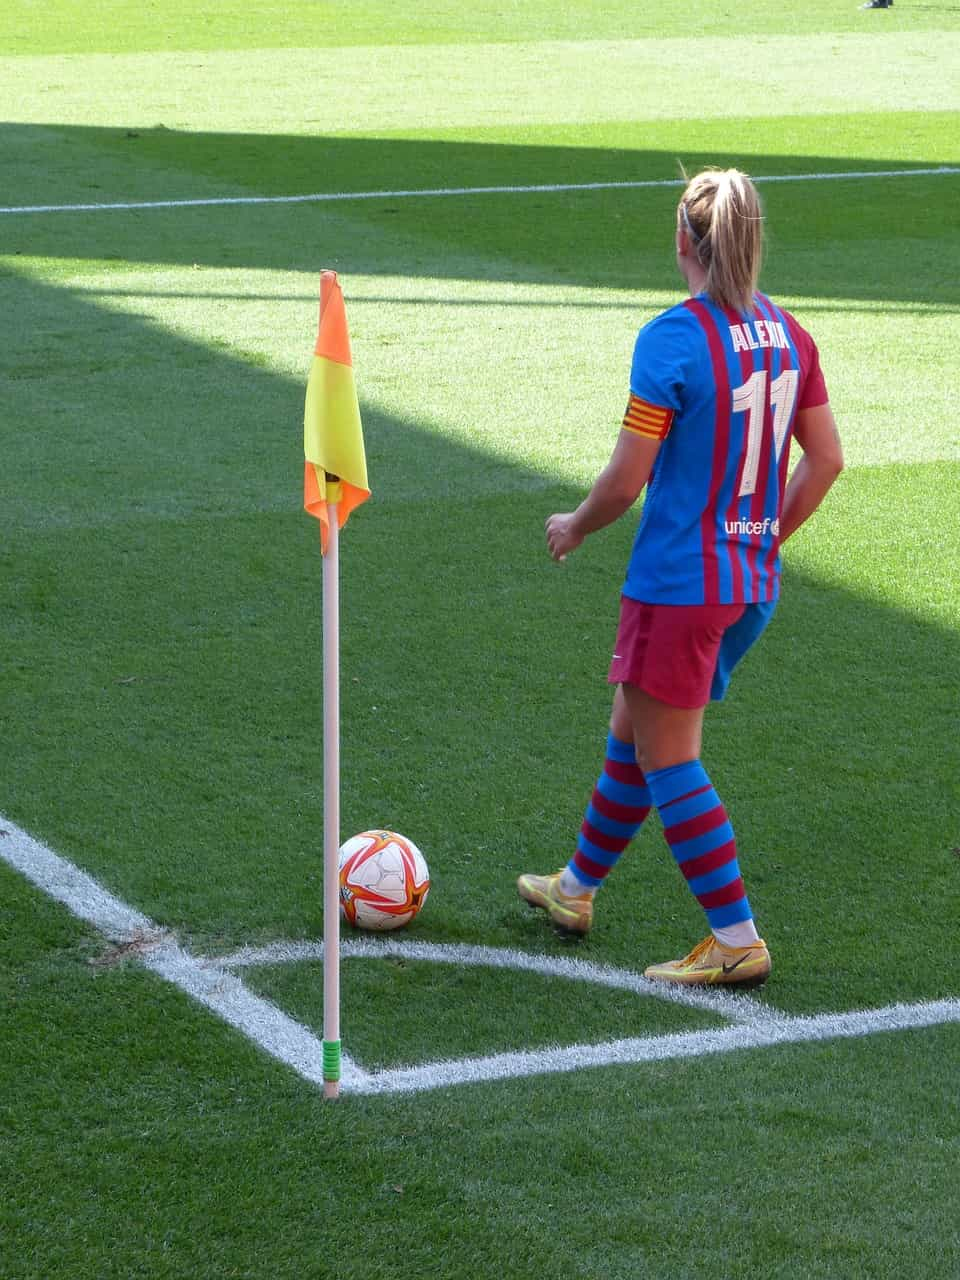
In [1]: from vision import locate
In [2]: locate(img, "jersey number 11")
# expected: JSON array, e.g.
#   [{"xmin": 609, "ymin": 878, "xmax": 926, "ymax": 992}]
[{"xmin": 732, "ymin": 368, "xmax": 799, "ymax": 498}]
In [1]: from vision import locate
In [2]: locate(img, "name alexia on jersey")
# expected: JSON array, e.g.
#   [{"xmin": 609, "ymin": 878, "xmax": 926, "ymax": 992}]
[{"xmin": 729, "ymin": 317, "xmax": 789, "ymax": 353}]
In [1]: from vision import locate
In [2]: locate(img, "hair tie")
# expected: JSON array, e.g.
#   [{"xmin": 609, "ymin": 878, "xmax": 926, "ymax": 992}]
[{"xmin": 679, "ymin": 201, "xmax": 702, "ymax": 245}]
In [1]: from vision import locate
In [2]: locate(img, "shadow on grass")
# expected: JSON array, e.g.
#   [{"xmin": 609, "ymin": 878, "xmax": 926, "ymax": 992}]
[
  {"xmin": 3, "ymin": 123, "xmax": 959, "ymax": 303},
  {"xmin": 0, "ymin": 262, "xmax": 550, "ymax": 533}
]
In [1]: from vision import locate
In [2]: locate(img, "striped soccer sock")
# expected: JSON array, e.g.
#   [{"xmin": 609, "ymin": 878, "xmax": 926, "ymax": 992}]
[
  {"xmin": 646, "ymin": 759, "xmax": 757, "ymax": 939},
  {"xmin": 561, "ymin": 733, "xmax": 652, "ymax": 895}
]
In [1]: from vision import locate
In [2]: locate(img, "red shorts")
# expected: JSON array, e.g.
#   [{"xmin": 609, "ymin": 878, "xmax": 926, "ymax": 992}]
[{"xmin": 607, "ymin": 597, "xmax": 747, "ymax": 709}]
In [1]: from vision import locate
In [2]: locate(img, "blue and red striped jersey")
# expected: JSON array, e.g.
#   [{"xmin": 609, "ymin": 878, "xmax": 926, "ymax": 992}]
[{"xmin": 622, "ymin": 292, "xmax": 828, "ymax": 605}]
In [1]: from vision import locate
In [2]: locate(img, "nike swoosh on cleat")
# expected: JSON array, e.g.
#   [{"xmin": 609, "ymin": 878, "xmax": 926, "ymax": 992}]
[{"xmin": 721, "ymin": 954, "xmax": 752, "ymax": 975}]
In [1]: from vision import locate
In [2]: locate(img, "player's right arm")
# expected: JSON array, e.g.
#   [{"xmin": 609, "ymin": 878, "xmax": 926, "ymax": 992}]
[
  {"xmin": 778, "ymin": 402, "xmax": 844, "ymax": 544},
  {"xmin": 545, "ymin": 428, "xmax": 661, "ymax": 562},
  {"xmin": 544, "ymin": 308, "xmax": 686, "ymax": 562}
]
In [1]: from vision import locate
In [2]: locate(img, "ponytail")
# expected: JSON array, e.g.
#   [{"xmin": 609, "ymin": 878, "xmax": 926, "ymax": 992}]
[{"xmin": 678, "ymin": 169, "xmax": 764, "ymax": 315}]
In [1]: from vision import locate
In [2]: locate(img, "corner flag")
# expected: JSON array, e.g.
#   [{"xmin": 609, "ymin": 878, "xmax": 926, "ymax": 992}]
[
  {"xmin": 304, "ymin": 271, "xmax": 370, "ymax": 553},
  {"xmin": 303, "ymin": 271, "xmax": 369, "ymax": 1099}
]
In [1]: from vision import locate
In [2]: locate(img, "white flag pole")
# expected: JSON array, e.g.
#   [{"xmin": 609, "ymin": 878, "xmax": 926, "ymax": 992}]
[{"xmin": 322, "ymin": 500, "xmax": 341, "ymax": 1099}]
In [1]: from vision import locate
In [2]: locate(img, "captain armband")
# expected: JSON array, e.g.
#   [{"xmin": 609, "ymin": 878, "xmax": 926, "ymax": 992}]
[{"xmin": 622, "ymin": 394, "xmax": 674, "ymax": 441}]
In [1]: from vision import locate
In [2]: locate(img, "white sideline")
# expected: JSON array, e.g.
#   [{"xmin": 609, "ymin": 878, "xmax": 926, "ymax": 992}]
[
  {"xmin": 0, "ymin": 167, "xmax": 957, "ymax": 216},
  {"xmin": 3, "ymin": 814, "xmax": 959, "ymax": 1097}
]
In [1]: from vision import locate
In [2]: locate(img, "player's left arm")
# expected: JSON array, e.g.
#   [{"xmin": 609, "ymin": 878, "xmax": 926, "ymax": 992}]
[
  {"xmin": 776, "ymin": 317, "xmax": 842, "ymax": 544},
  {"xmin": 778, "ymin": 401, "xmax": 844, "ymax": 544},
  {"xmin": 545, "ymin": 428, "xmax": 661, "ymax": 562}
]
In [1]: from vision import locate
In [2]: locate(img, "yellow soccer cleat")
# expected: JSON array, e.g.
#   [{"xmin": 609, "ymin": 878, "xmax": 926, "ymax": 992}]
[
  {"xmin": 517, "ymin": 871, "xmax": 593, "ymax": 936},
  {"xmin": 644, "ymin": 935, "xmax": 771, "ymax": 987}
]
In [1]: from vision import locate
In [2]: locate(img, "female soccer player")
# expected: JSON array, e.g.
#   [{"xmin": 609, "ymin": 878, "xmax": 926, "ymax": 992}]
[{"xmin": 518, "ymin": 168, "xmax": 844, "ymax": 985}]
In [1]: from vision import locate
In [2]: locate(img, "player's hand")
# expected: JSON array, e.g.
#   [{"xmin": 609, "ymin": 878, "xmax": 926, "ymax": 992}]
[{"xmin": 545, "ymin": 512, "xmax": 583, "ymax": 562}]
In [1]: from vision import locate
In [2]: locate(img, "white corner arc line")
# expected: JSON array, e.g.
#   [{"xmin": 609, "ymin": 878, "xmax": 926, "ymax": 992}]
[
  {"xmin": 0, "ymin": 167, "xmax": 957, "ymax": 216},
  {"xmin": 3, "ymin": 814, "xmax": 960, "ymax": 1097},
  {"xmin": 217, "ymin": 936, "xmax": 779, "ymax": 1026}
]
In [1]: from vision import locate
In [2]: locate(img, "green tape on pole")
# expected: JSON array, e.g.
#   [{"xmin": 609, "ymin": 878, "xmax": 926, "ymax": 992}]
[{"xmin": 323, "ymin": 1039, "xmax": 342, "ymax": 1082}]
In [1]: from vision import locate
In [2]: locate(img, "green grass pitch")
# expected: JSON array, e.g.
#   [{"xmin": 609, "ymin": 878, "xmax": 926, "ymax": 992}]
[{"xmin": 1, "ymin": 3, "xmax": 959, "ymax": 1277}]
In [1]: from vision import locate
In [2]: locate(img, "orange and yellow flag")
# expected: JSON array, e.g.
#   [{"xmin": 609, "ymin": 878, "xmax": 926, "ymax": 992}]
[{"xmin": 304, "ymin": 271, "xmax": 370, "ymax": 553}]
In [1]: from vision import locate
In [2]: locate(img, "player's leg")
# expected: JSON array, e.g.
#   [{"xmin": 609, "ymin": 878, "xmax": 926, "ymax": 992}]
[
  {"xmin": 619, "ymin": 602, "xmax": 772, "ymax": 986},
  {"xmin": 517, "ymin": 687, "xmax": 652, "ymax": 935},
  {"xmin": 624, "ymin": 684, "xmax": 769, "ymax": 985},
  {"xmin": 560, "ymin": 685, "xmax": 652, "ymax": 893}
]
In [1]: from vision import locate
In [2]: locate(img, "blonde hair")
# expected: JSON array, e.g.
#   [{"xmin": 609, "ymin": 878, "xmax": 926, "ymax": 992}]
[{"xmin": 678, "ymin": 168, "xmax": 764, "ymax": 316}]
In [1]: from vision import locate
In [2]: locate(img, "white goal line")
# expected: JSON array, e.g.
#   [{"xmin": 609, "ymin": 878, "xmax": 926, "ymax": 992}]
[{"xmin": 1, "ymin": 166, "xmax": 957, "ymax": 217}]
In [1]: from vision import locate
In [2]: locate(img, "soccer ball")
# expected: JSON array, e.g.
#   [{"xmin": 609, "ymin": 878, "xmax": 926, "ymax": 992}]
[{"xmin": 338, "ymin": 830, "xmax": 430, "ymax": 931}]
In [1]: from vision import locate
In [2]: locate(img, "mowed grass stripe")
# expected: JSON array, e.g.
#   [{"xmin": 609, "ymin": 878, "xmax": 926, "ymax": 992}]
[
  {"xmin": 3, "ymin": 34, "xmax": 958, "ymax": 132},
  {"xmin": 2, "ymin": 0, "xmax": 955, "ymax": 54}
]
